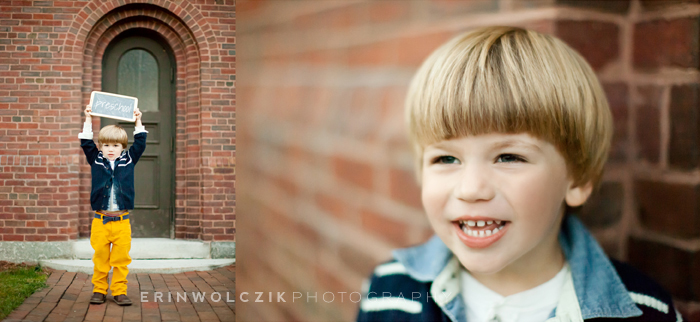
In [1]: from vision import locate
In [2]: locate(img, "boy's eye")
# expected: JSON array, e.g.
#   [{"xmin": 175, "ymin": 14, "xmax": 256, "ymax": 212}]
[
  {"xmin": 496, "ymin": 153, "xmax": 526, "ymax": 163},
  {"xmin": 432, "ymin": 155, "xmax": 459, "ymax": 164}
]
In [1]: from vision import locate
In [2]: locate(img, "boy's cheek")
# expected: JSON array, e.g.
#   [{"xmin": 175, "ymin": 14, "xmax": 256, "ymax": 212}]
[
  {"xmin": 503, "ymin": 173, "xmax": 567, "ymax": 217},
  {"xmin": 420, "ymin": 181, "xmax": 448, "ymax": 216}
]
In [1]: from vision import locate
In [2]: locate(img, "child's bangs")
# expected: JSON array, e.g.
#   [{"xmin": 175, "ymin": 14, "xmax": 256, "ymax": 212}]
[
  {"xmin": 408, "ymin": 28, "xmax": 583, "ymax": 147},
  {"xmin": 98, "ymin": 125, "xmax": 128, "ymax": 148},
  {"xmin": 406, "ymin": 26, "xmax": 613, "ymax": 187}
]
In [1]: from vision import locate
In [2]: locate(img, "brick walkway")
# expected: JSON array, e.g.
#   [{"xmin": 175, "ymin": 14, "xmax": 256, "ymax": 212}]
[{"xmin": 3, "ymin": 265, "xmax": 236, "ymax": 322}]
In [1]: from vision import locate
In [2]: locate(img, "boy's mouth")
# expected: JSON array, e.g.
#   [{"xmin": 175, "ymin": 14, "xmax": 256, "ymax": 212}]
[
  {"xmin": 453, "ymin": 218, "xmax": 510, "ymax": 249},
  {"xmin": 457, "ymin": 219, "xmax": 507, "ymax": 237}
]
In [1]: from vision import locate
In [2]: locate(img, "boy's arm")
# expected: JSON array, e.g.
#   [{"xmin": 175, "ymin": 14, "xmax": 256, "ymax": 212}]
[
  {"xmin": 357, "ymin": 261, "xmax": 429, "ymax": 322},
  {"xmin": 79, "ymin": 105, "xmax": 99, "ymax": 165},
  {"xmin": 129, "ymin": 107, "xmax": 148, "ymax": 164}
]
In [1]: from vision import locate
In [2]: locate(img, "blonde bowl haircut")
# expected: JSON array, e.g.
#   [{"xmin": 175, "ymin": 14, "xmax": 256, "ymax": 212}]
[
  {"xmin": 405, "ymin": 26, "xmax": 613, "ymax": 190},
  {"xmin": 98, "ymin": 125, "xmax": 128, "ymax": 149}
]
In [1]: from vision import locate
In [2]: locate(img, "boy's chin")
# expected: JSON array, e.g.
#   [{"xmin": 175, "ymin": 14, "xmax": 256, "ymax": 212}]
[{"xmin": 453, "ymin": 252, "xmax": 509, "ymax": 275}]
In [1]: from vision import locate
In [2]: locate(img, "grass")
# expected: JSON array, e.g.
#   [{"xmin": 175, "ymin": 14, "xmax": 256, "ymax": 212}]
[{"xmin": 0, "ymin": 262, "xmax": 49, "ymax": 320}]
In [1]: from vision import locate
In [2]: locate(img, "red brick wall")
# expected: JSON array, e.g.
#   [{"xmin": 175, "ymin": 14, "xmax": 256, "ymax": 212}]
[
  {"xmin": 238, "ymin": 0, "xmax": 699, "ymax": 320},
  {"xmin": 0, "ymin": 0, "xmax": 235, "ymax": 242}
]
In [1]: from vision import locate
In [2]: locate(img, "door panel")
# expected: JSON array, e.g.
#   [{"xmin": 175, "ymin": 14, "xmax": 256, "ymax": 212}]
[
  {"xmin": 102, "ymin": 30, "xmax": 175, "ymax": 238},
  {"xmin": 133, "ymin": 156, "xmax": 158, "ymax": 208}
]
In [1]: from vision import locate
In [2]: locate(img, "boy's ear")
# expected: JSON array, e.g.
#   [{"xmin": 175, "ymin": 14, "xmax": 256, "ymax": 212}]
[{"xmin": 565, "ymin": 180, "xmax": 593, "ymax": 207}]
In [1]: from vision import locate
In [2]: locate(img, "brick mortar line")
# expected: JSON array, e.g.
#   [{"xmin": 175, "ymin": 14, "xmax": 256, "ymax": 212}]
[
  {"xmin": 125, "ymin": 274, "xmax": 145, "ymax": 320},
  {"xmin": 193, "ymin": 270, "xmax": 235, "ymax": 320},
  {"xmin": 244, "ymin": 176, "xmax": 395, "ymax": 262},
  {"xmin": 260, "ymin": 209, "xmax": 372, "ymax": 292},
  {"xmin": 65, "ymin": 274, "xmax": 93, "ymax": 321},
  {"xmin": 173, "ymin": 272, "xmax": 204, "ymax": 303},
  {"xmin": 241, "ymin": 58, "xmax": 700, "ymax": 89},
  {"xmin": 149, "ymin": 273, "xmax": 176, "ymax": 321},
  {"xmin": 246, "ymin": 116, "xmax": 405, "ymax": 167},
  {"xmin": 633, "ymin": 2, "xmax": 700, "ymax": 22},
  {"xmin": 623, "ymin": 1, "xmax": 643, "ymax": 264},
  {"xmin": 181, "ymin": 273, "xmax": 223, "ymax": 322},
  {"xmin": 208, "ymin": 269, "xmax": 235, "ymax": 289},
  {"xmin": 630, "ymin": 164, "xmax": 700, "ymax": 184},
  {"xmin": 248, "ymin": 65, "xmax": 415, "ymax": 87},
  {"xmin": 166, "ymin": 274, "xmax": 202, "ymax": 321},
  {"xmin": 244, "ymin": 91, "xmax": 700, "ymax": 187},
  {"xmin": 44, "ymin": 298, "xmax": 76, "ymax": 321},
  {"xmin": 243, "ymin": 3, "xmax": 624, "ymax": 39},
  {"xmin": 659, "ymin": 86, "xmax": 671, "ymax": 169},
  {"xmin": 239, "ymin": 260, "xmax": 298, "ymax": 321},
  {"xmin": 617, "ymin": 0, "xmax": 634, "ymax": 255},
  {"xmin": 623, "ymin": 69, "xmax": 700, "ymax": 85},
  {"xmin": 241, "ymin": 121, "xmax": 426, "ymax": 220},
  {"xmin": 213, "ymin": 267, "xmax": 236, "ymax": 284},
  {"xmin": 243, "ymin": 8, "xmax": 556, "ymax": 56},
  {"xmin": 24, "ymin": 301, "xmax": 60, "ymax": 321},
  {"xmin": 238, "ymin": 0, "xmax": 362, "ymax": 33},
  {"xmin": 629, "ymin": 226, "xmax": 700, "ymax": 251},
  {"xmin": 242, "ymin": 146, "xmax": 427, "ymax": 227},
  {"xmin": 244, "ymin": 5, "xmax": 641, "ymax": 58}
]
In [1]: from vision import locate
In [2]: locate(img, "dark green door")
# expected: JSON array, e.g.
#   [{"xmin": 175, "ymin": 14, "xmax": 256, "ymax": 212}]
[{"xmin": 102, "ymin": 29, "xmax": 175, "ymax": 238}]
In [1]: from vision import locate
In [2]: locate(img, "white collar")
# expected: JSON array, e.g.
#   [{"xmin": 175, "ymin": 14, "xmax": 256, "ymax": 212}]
[{"xmin": 460, "ymin": 264, "xmax": 570, "ymax": 322}]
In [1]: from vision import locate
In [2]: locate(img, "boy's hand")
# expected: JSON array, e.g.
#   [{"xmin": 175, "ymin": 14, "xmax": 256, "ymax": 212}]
[
  {"xmin": 134, "ymin": 107, "xmax": 143, "ymax": 127},
  {"xmin": 84, "ymin": 105, "xmax": 92, "ymax": 121}
]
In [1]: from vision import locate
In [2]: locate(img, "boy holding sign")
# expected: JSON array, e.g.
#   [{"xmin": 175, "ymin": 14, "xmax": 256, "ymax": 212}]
[{"xmin": 78, "ymin": 104, "xmax": 147, "ymax": 306}]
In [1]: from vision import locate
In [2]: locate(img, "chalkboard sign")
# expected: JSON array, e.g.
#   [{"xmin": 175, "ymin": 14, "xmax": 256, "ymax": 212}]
[{"xmin": 89, "ymin": 91, "xmax": 138, "ymax": 122}]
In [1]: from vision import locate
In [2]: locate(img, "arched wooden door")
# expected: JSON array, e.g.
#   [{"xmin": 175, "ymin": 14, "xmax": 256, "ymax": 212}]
[{"xmin": 102, "ymin": 29, "xmax": 175, "ymax": 238}]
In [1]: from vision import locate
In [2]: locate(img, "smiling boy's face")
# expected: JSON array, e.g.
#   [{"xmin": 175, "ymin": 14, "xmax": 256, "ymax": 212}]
[
  {"xmin": 100, "ymin": 142, "xmax": 124, "ymax": 161},
  {"xmin": 421, "ymin": 132, "xmax": 592, "ymax": 278}
]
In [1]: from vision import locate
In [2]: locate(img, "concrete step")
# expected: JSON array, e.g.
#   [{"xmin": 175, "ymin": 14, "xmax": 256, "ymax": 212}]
[
  {"xmin": 39, "ymin": 259, "xmax": 235, "ymax": 274},
  {"xmin": 73, "ymin": 238, "xmax": 211, "ymax": 259}
]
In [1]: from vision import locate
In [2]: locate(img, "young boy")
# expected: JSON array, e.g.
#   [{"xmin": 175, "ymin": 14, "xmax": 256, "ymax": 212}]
[
  {"xmin": 79, "ymin": 104, "xmax": 147, "ymax": 306},
  {"xmin": 357, "ymin": 27, "xmax": 680, "ymax": 322}
]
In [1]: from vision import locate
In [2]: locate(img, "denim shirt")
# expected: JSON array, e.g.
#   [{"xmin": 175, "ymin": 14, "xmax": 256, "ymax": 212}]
[{"xmin": 358, "ymin": 215, "xmax": 680, "ymax": 322}]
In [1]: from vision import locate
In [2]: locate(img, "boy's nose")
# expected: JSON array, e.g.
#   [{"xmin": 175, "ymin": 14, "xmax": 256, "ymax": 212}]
[{"xmin": 453, "ymin": 163, "xmax": 495, "ymax": 202}]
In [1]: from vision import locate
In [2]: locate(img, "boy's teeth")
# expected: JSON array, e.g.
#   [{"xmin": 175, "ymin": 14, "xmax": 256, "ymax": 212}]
[{"xmin": 459, "ymin": 221, "xmax": 506, "ymax": 238}]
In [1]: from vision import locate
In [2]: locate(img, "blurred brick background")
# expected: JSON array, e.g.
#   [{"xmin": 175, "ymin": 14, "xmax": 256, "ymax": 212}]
[
  {"xmin": 238, "ymin": 0, "xmax": 700, "ymax": 320},
  {"xmin": 0, "ymin": 0, "xmax": 236, "ymax": 242}
]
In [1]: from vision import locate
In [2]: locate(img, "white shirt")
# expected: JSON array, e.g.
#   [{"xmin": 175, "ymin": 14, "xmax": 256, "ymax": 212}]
[
  {"xmin": 461, "ymin": 263, "xmax": 569, "ymax": 322},
  {"xmin": 107, "ymin": 160, "xmax": 120, "ymax": 211}
]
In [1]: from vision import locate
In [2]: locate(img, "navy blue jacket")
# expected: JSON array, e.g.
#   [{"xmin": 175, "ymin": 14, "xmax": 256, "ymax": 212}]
[
  {"xmin": 81, "ymin": 132, "xmax": 147, "ymax": 211},
  {"xmin": 357, "ymin": 215, "xmax": 681, "ymax": 322}
]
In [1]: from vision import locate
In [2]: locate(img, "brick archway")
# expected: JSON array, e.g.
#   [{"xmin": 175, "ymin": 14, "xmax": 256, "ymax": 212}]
[{"xmin": 76, "ymin": 3, "xmax": 210, "ymax": 240}]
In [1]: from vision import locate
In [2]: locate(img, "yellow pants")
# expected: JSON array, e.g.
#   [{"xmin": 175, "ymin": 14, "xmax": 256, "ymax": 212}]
[{"xmin": 90, "ymin": 214, "xmax": 132, "ymax": 296}]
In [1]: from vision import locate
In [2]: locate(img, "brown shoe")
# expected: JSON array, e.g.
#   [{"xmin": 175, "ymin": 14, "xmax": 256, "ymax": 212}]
[
  {"xmin": 90, "ymin": 292, "xmax": 106, "ymax": 304},
  {"xmin": 113, "ymin": 294, "xmax": 132, "ymax": 306}
]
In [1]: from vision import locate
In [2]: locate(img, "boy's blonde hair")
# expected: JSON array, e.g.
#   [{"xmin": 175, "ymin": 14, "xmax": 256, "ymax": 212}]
[
  {"xmin": 98, "ymin": 125, "xmax": 128, "ymax": 149},
  {"xmin": 406, "ymin": 26, "xmax": 613, "ymax": 189}
]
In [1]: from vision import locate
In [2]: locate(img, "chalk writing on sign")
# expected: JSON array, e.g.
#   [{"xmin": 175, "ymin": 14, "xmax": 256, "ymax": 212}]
[{"xmin": 89, "ymin": 91, "xmax": 138, "ymax": 122}]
